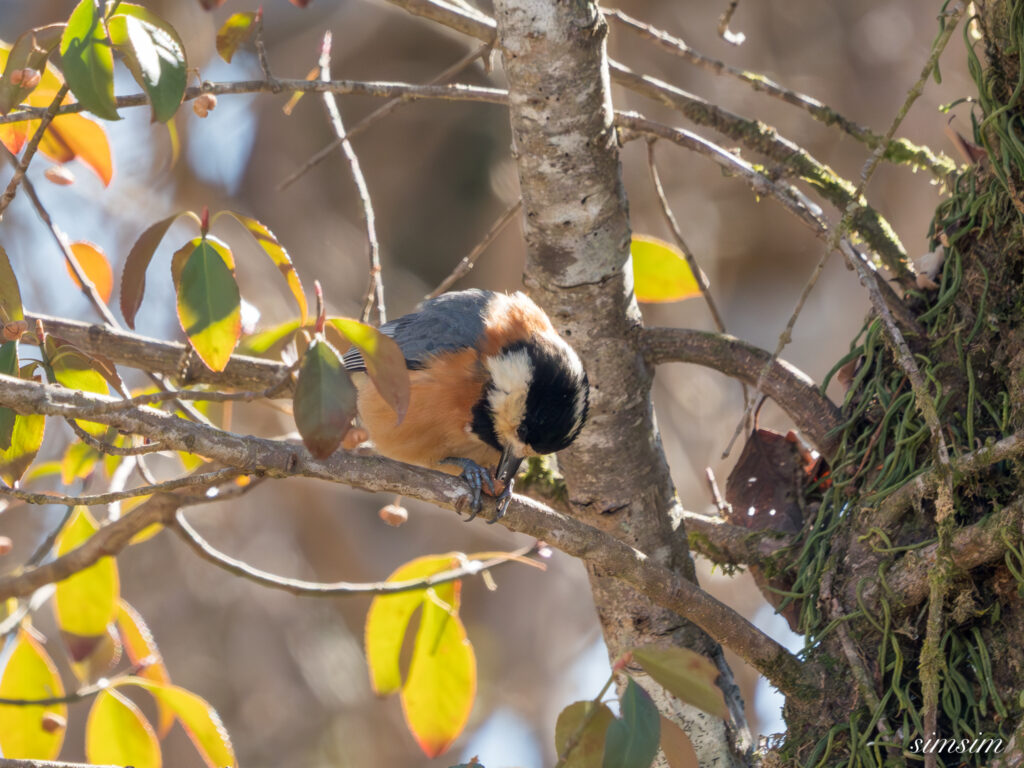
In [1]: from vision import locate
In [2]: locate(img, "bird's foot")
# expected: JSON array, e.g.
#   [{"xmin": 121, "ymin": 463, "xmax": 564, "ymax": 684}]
[
  {"xmin": 441, "ymin": 457, "xmax": 495, "ymax": 522},
  {"xmin": 493, "ymin": 479, "xmax": 514, "ymax": 522}
]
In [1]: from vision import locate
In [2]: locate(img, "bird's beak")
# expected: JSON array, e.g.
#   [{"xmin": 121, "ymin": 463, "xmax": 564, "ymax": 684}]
[{"xmin": 496, "ymin": 445, "xmax": 524, "ymax": 489}]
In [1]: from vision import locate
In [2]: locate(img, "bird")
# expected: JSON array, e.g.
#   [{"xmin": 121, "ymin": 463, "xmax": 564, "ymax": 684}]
[{"xmin": 342, "ymin": 289, "xmax": 589, "ymax": 522}]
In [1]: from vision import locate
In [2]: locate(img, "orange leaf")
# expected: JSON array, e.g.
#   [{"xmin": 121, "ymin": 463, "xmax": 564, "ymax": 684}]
[
  {"xmin": 47, "ymin": 113, "xmax": 113, "ymax": 186},
  {"xmin": 67, "ymin": 241, "xmax": 113, "ymax": 303},
  {"xmin": 117, "ymin": 600, "xmax": 174, "ymax": 737}
]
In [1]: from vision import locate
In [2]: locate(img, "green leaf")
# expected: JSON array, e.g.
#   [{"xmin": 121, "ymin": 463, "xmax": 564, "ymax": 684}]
[
  {"xmin": 603, "ymin": 679, "xmax": 660, "ymax": 768},
  {"xmin": 59, "ymin": 0, "xmax": 119, "ymax": 120},
  {"xmin": 61, "ymin": 439, "xmax": 101, "ymax": 485},
  {"xmin": 121, "ymin": 211, "xmax": 198, "ymax": 328},
  {"xmin": 631, "ymin": 645, "xmax": 728, "ymax": 720},
  {"xmin": 293, "ymin": 337, "xmax": 354, "ymax": 458},
  {"xmin": 0, "ymin": 341, "xmax": 18, "ymax": 450},
  {"xmin": 0, "ymin": 411, "xmax": 45, "ymax": 485},
  {"xmin": 555, "ymin": 700, "xmax": 615, "ymax": 767},
  {"xmin": 0, "ymin": 244, "xmax": 24, "ymax": 325},
  {"xmin": 45, "ymin": 335, "xmax": 111, "ymax": 436},
  {"xmin": 215, "ymin": 12, "xmax": 257, "ymax": 63},
  {"xmin": 630, "ymin": 235, "xmax": 701, "ymax": 304},
  {"xmin": 176, "ymin": 239, "xmax": 241, "ymax": 372},
  {"xmin": 54, "ymin": 507, "xmax": 120, "ymax": 637},
  {"xmin": 117, "ymin": 600, "xmax": 174, "ymax": 737},
  {"xmin": 117, "ymin": 677, "xmax": 237, "ymax": 768},
  {"xmin": 402, "ymin": 593, "xmax": 476, "ymax": 758},
  {"xmin": 239, "ymin": 319, "xmax": 302, "ymax": 356},
  {"xmin": 171, "ymin": 236, "xmax": 233, "ymax": 289},
  {"xmin": 217, "ymin": 211, "xmax": 307, "ymax": 324},
  {"xmin": 365, "ymin": 554, "xmax": 462, "ymax": 695},
  {"xmin": 86, "ymin": 688, "xmax": 161, "ymax": 768},
  {"xmin": 0, "ymin": 24, "xmax": 64, "ymax": 115},
  {"xmin": 108, "ymin": 4, "xmax": 186, "ymax": 123},
  {"xmin": 328, "ymin": 317, "xmax": 409, "ymax": 422},
  {"xmin": 0, "ymin": 630, "xmax": 67, "ymax": 759}
]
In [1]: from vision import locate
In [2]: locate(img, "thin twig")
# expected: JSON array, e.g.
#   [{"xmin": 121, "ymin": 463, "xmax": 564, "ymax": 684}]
[
  {"xmin": 319, "ymin": 32, "xmax": 385, "ymax": 326},
  {"xmin": 0, "ymin": 661, "xmax": 151, "ymax": 706},
  {"xmin": 0, "ymin": 467, "xmax": 243, "ymax": 507},
  {"xmin": 174, "ymin": 513, "xmax": 543, "ymax": 596},
  {"xmin": 0, "ymin": 84, "xmax": 68, "ymax": 218},
  {"xmin": 279, "ymin": 42, "xmax": 492, "ymax": 192},
  {"xmin": 64, "ymin": 418, "xmax": 164, "ymax": 456},
  {"xmin": 427, "ymin": 199, "xmax": 522, "ymax": 298},
  {"xmin": 253, "ymin": 10, "xmax": 279, "ymax": 91},
  {"xmin": 717, "ymin": 0, "xmax": 745, "ymax": 45}
]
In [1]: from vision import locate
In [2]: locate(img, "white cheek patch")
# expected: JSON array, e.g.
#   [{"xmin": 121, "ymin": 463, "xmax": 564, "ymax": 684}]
[{"xmin": 486, "ymin": 349, "xmax": 533, "ymax": 450}]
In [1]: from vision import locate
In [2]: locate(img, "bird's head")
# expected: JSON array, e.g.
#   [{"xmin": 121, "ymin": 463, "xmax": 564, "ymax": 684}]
[{"xmin": 471, "ymin": 337, "xmax": 589, "ymax": 487}]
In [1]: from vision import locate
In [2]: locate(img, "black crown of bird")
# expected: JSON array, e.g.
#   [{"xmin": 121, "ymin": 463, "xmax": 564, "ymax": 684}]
[{"xmin": 342, "ymin": 289, "xmax": 590, "ymax": 521}]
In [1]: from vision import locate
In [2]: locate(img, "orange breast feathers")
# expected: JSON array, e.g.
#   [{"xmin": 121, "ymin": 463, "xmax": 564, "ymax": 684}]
[{"xmin": 354, "ymin": 347, "xmax": 498, "ymax": 473}]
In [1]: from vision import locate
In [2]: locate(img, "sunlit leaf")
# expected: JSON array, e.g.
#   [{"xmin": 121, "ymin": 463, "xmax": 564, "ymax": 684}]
[
  {"xmin": 60, "ymin": 0, "xmax": 119, "ymax": 120},
  {"xmin": 176, "ymin": 239, "xmax": 241, "ymax": 372},
  {"xmin": 171, "ymin": 236, "xmax": 233, "ymax": 290},
  {"xmin": 630, "ymin": 235, "xmax": 701, "ymax": 304},
  {"xmin": 45, "ymin": 335, "xmax": 110, "ymax": 436},
  {"xmin": 0, "ymin": 630, "xmax": 67, "ymax": 759},
  {"xmin": 659, "ymin": 716, "xmax": 698, "ymax": 768},
  {"xmin": 66, "ymin": 241, "xmax": 113, "ymax": 302},
  {"xmin": 293, "ymin": 337, "xmax": 354, "ymax": 458},
  {"xmin": 402, "ymin": 591, "xmax": 476, "ymax": 758},
  {"xmin": 0, "ymin": 244, "xmax": 24, "ymax": 325},
  {"xmin": 329, "ymin": 317, "xmax": 409, "ymax": 422},
  {"xmin": 54, "ymin": 507, "xmax": 120, "ymax": 638},
  {"xmin": 217, "ymin": 211, "xmax": 307, "ymax": 324},
  {"xmin": 118, "ymin": 677, "xmax": 237, "ymax": 768},
  {"xmin": 365, "ymin": 554, "xmax": 462, "ymax": 695},
  {"xmin": 61, "ymin": 439, "xmax": 100, "ymax": 485},
  {"xmin": 0, "ymin": 24, "xmax": 63, "ymax": 115},
  {"xmin": 108, "ymin": 4, "xmax": 187, "ymax": 123},
  {"xmin": 71, "ymin": 622, "xmax": 122, "ymax": 683},
  {"xmin": 239, "ymin": 319, "xmax": 301, "ymax": 356},
  {"xmin": 0, "ymin": 411, "xmax": 44, "ymax": 485},
  {"xmin": 117, "ymin": 600, "xmax": 174, "ymax": 737},
  {"xmin": 87, "ymin": 688, "xmax": 161, "ymax": 768},
  {"xmin": 215, "ymin": 12, "xmax": 256, "ymax": 63},
  {"xmin": 0, "ymin": 341, "xmax": 17, "ymax": 450},
  {"xmin": 603, "ymin": 679, "xmax": 660, "ymax": 768},
  {"xmin": 555, "ymin": 701, "xmax": 615, "ymax": 767},
  {"xmin": 121, "ymin": 211, "xmax": 198, "ymax": 328},
  {"xmin": 47, "ymin": 112, "xmax": 113, "ymax": 185},
  {"xmin": 282, "ymin": 66, "xmax": 318, "ymax": 115},
  {"xmin": 631, "ymin": 646, "xmax": 728, "ymax": 720}
]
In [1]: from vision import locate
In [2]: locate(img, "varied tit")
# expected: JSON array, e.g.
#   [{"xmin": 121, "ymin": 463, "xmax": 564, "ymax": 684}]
[{"xmin": 342, "ymin": 289, "xmax": 589, "ymax": 522}]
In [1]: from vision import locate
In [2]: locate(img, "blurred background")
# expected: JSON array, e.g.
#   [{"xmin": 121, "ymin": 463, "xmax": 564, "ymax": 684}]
[{"xmin": 0, "ymin": 0, "xmax": 974, "ymax": 765}]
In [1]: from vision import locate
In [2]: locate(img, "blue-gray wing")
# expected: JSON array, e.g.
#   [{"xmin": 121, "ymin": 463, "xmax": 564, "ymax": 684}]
[{"xmin": 342, "ymin": 289, "xmax": 493, "ymax": 371}]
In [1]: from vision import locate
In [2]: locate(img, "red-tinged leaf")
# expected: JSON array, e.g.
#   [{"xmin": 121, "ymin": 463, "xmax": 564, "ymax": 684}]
[
  {"xmin": 365, "ymin": 554, "xmax": 462, "ymax": 695},
  {"xmin": 293, "ymin": 337, "xmax": 354, "ymax": 458},
  {"xmin": 0, "ymin": 24, "xmax": 64, "ymax": 115},
  {"xmin": 59, "ymin": 0, "xmax": 119, "ymax": 120},
  {"xmin": 0, "ymin": 342, "xmax": 17, "ymax": 450},
  {"xmin": 176, "ymin": 239, "xmax": 241, "ymax": 372},
  {"xmin": 117, "ymin": 677, "xmax": 236, "ymax": 768},
  {"xmin": 659, "ymin": 717, "xmax": 698, "ymax": 768},
  {"xmin": 199, "ymin": 0, "xmax": 228, "ymax": 9},
  {"xmin": 54, "ymin": 507, "xmax": 120, "ymax": 637},
  {"xmin": 215, "ymin": 12, "xmax": 257, "ymax": 63},
  {"xmin": 217, "ymin": 211, "xmax": 307, "ymax": 324},
  {"xmin": 0, "ymin": 119, "xmax": 29, "ymax": 154},
  {"xmin": 555, "ymin": 701, "xmax": 615, "ymax": 768},
  {"xmin": 47, "ymin": 112, "xmax": 113, "ymax": 185},
  {"xmin": 117, "ymin": 600, "xmax": 174, "ymax": 737},
  {"xmin": 70, "ymin": 622, "xmax": 122, "ymax": 683},
  {"xmin": 66, "ymin": 241, "xmax": 113, "ymax": 302},
  {"xmin": 0, "ymin": 411, "xmax": 45, "ymax": 485},
  {"xmin": 0, "ymin": 630, "xmax": 67, "ymax": 759},
  {"xmin": 630, "ymin": 235, "xmax": 702, "ymax": 304},
  {"xmin": 0, "ymin": 245, "xmax": 24, "ymax": 325},
  {"xmin": 631, "ymin": 646, "xmax": 728, "ymax": 720},
  {"xmin": 290, "ymin": 0, "xmax": 314, "ymax": 7},
  {"xmin": 239, "ymin": 319, "xmax": 302, "ymax": 356},
  {"xmin": 121, "ymin": 211, "xmax": 199, "ymax": 328},
  {"xmin": 45, "ymin": 335, "xmax": 110, "ymax": 436},
  {"xmin": 603, "ymin": 679, "xmax": 660, "ymax": 768},
  {"xmin": 401, "ymin": 595, "xmax": 476, "ymax": 758},
  {"xmin": 329, "ymin": 317, "xmax": 409, "ymax": 422},
  {"xmin": 87, "ymin": 688, "xmax": 161, "ymax": 768},
  {"xmin": 61, "ymin": 439, "xmax": 100, "ymax": 485},
  {"xmin": 108, "ymin": 5, "xmax": 187, "ymax": 124}
]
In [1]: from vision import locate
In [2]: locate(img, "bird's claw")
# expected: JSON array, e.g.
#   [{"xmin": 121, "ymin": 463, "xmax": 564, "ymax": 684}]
[
  {"xmin": 441, "ymin": 457, "xmax": 495, "ymax": 522},
  {"xmin": 492, "ymin": 479, "xmax": 514, "ymax": 523}
]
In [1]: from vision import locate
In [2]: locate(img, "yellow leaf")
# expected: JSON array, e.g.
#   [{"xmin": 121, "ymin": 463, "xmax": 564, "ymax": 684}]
[
  {"xmin": 0, "ymin": 630, "xmax": 67, "ymax": 759},
  {"xmin": 117, "ymin": 600, "xmax": 174, "ymax": 737},
  {"xmin": 54, "ymin": 507, "xmax": 120, "ymax": 637},
  {"xmin": 86, "ymin": 689, "xmax": 161, "ymax": 768},
  {"xmin": 631, "ymin": 235, "xmax": 702, "ymax": 303}
]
